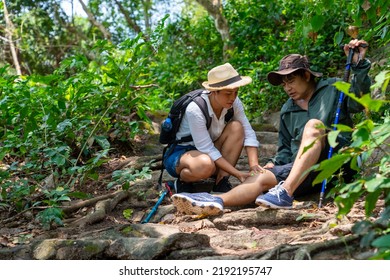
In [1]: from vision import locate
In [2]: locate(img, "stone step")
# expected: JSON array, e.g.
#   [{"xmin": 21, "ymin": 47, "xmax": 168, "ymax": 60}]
[{"xmin": 256, "ymin": 131, "xmax": 278, "ymax": 145}]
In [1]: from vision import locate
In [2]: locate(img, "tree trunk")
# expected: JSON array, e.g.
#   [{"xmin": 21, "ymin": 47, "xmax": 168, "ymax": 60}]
[
  {"xmin": 2, "ymin": 0, "xmax": 22, "ymax": 75},
  {"xmin": 113, "ymin": 0, "xmax": 155, "ymax": 52},
  {"xmin": 78, "ymin": 0, "xmax": 112, "ymax": 40},
  {"xmin": 195, "ymin": 0, "xmax": 233, "ymax": 60},
  {"xmin": 142, "ymin": 0, "xmax": 152, "ymax": 31}
]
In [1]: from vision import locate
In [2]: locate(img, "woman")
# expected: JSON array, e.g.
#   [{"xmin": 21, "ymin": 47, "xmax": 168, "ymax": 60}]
[{"xmin": 163, "ymin": 63, "xmax": 262, "ymax": 193}]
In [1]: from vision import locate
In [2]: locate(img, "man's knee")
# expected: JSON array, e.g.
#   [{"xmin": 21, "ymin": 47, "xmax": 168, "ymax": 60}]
[{"xmin": 303, "ymin": 119, "xmax": 325, "ymax": 138}]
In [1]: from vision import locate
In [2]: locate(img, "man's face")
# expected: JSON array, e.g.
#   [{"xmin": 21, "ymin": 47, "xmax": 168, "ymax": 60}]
[{"xmin": 281, "ymin": 72, "xmax": 311, "ymax": 101}]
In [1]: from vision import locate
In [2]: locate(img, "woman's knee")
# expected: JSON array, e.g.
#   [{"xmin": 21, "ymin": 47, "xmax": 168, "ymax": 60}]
[
  {"xmin": 178, "ymin": 153, "xmax": 215, "ymax": 178},
  {"xmin": 227, "ymin": 120, "xmax": 244, "ymax": 135}
]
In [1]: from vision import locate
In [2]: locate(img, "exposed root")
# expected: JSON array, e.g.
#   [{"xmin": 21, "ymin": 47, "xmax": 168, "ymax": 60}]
[
  {"xmin": 61, "ymin": 191, "xmax": 122, "ymax": 216},
  {"xmin": 244, "ymin": 235, "xmax": 359, "ymax": 260},
  {"xmin": 69, "ymin": 191, "xmax": 131, "ymax": 228}
]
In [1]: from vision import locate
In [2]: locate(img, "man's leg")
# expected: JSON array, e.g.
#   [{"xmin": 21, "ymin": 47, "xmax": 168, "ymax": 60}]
[
  {"xmin": 256, "ymin": 119, "xmax": 325, "ymax": 208},
  {"xmin": 282, "ymin": 119, "xmax": 325, "ymax": 196}
]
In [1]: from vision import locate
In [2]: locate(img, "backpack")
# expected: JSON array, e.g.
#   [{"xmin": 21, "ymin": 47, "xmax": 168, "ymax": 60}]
[{"xmin": 158, "ymin": 89, "xmax": 234, "ymax": 187}]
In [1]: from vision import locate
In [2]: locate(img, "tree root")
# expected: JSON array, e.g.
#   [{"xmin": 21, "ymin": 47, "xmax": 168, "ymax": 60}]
[
  {"xmin": 100, "ymin": 155, "xmax": 162, "ymax": 180},
  {"xmin": 293, "ymin": 235, "xmax": 358, "ymax": 259},
  {"xmin": 68, "ymin": 191, "xmax": 131, "ymax": 228},
  {"xmin": 245, "ymin": 235, "xmax": 359, "ymax": 260},
  {"xmin": 61, "ymin": 191, "xmax": 122, "ymax": 216}
]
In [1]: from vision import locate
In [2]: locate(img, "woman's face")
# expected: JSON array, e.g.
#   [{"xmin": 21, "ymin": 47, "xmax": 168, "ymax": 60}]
[
  {"xmin": 215, "ymin": 88, "xmax": 238, "ymax": 108},
  {"xmin": 281, "ymin": 71, "xmax": 312, "ymax": 101}
]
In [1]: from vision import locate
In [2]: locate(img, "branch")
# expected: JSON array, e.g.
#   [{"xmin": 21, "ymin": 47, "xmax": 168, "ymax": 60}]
[
  {"xmin": 2, "ymin": 0, "xmax": 22, "ymax": 75},
  {"xmin": 78, "ymin": 0, "xmax": 112, "ymax": 40},
  {"xmin": 194, "ymin": 0, "xmax": 232, "ymax": 59}
]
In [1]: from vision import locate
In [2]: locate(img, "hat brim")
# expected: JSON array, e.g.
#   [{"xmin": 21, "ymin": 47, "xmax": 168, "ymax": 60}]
[
  {"xmin": 202, "ymin": 76, "xmax": 252, "ymax": 91},
  {"xmin": 267, "ymin": 68, "xmax": 323, "ymax": 86}
]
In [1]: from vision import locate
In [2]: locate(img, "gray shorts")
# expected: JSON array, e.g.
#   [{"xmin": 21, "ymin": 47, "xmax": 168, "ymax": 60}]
[
  {"xmin": 268, "ymin": 138, "xmax": 355, "ymax": 197},
  {"xmin": 266, "ymin": 162, "xmax": 322, "ymax": 197}
]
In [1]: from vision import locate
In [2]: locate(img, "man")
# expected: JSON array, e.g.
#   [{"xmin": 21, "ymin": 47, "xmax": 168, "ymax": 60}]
[
  {"xmin": 163, "ymin": 63, "xmax": 261, "ymax": 193},
  {"xmin": 171, "ymin": 39, "xmax": 371, "ymax": 215}
]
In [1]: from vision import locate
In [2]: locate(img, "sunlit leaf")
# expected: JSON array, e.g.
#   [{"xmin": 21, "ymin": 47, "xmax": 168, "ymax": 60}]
[
  {"xmin": 313, "ymin": 154, "xmax": 351, "ymax": 184},
  {"xmin": 328, "ymin": 130, "xmax": 340, "ymax": 148}
]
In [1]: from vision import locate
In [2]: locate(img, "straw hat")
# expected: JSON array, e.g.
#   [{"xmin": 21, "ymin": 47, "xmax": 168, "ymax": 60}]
[
  {"xmin": 202, "ymin": 63, "xmax": 252, "ymax": 91},
  {"xmin": 267, "ymin": 54, "xmax": 323, "ymax": 86}
]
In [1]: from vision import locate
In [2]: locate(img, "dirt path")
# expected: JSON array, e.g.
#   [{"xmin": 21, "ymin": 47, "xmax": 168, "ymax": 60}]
[{"xmin": 0, "ymin": 129, "xmax": 381, "ymax": 260}]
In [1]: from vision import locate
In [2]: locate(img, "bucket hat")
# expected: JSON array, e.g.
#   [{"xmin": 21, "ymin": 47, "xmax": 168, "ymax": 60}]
[
  {"xmin": 267, "ymin": 54, "xmax": 323, "ymax": 86},
  {"xmin": 202, "ymin": 63, "xmax": 252, "ymax": 91}
]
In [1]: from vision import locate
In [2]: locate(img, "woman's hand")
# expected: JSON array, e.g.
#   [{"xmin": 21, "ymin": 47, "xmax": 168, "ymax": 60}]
[
  {"xmin": 250, "ymin": 164, "xmax": 266, "ymax": 174},
  {"xmin": 237, "ymin": 171, "xmax": 252, "ymax": 183}
]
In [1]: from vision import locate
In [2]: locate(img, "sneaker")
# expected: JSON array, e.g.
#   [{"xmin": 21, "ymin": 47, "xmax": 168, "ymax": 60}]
[
  {"xmin": 212, "ymin": 176, "xmax": 233, "ymax": 193},
  {"xmin": 172, "ymin": 192, "xmax": 224, "ymax": 216},
  {"xmin": 167, "ymin": 179, "xmax": 193, "ymax": 193},
  {"xmin": 255, "ymin": 181, "xmax": 294, "ymax": 209}
]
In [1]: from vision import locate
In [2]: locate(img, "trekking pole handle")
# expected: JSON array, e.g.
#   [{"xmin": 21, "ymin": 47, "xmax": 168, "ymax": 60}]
[{"xmin": 343, "ymin": 47, "xmax": 355, "ymax": 82}]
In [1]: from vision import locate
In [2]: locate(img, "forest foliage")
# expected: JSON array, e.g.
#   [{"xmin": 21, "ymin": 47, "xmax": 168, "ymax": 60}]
[{"xmin": 0, "ymin": 0, "xmax": 389, "ymax": 258}]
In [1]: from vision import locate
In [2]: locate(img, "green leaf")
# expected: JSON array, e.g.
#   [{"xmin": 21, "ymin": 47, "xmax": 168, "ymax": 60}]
[
  {"xmin": 302, "ymin": 139, "xmax": 316, "ymax": 155},
  {"xmin": 310, "ymin": 15, "xmax": 325, "ymax": 32},
  {"xmin": 335, "ymin": 190, "xmax": 363, "ymax": 216},
  {"xmin": 333, "ymin": 81, "xmax": 350, "ymax": 94},
  {"xmin": 373, "ymin": 70, "xmax": 389, "ymax": 86},
  {"xmin": 328, "ymin": 130, "xmax": 340, "ymax": 148},
  {"xmin": 313, "ymin": 154, "xmax": 351, "ymax": 184},
  {"xmin": 68, "ymin": 192, "xmax": 91, "ymax": 199},
  {"xmin": 334, "ymin": 31, "xmax": 344, "ymax": 46},
  {"xmin": 365, "ymin": 190, "xmax": 381, "ymax": 217},
  {"xmin": 352, "ymin": 220, "xmax": 373, "ymax": 235},
  {"xmin": 94, "ymin": 136, "xmax": 110, "ymax": 150},
  {"xmin": 123, "ymin": 209, "xmax": 134, "ymax": 220},
  {"xmin": 372, "ymin": 234, "xmax": 390, "ymax": 249},
  {"xmin": 335, "ymin": 124, "xmax": 353, "ymax": 132},
  {"xmin": 357, "ymin": 94, "xmax": 385, "ymax": 112},
  {"xmin": 351, "ymin": 126, "xmax": 371, "ymax": 147}
]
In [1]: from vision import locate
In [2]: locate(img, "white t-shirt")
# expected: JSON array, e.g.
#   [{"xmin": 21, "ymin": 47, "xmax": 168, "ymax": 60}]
[{"xmin": 176, "ymin": 91, "xmax": 259, "ymax": 161}]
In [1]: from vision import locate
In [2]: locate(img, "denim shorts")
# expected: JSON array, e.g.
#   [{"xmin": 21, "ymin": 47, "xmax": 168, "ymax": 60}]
[{"xmin": 163, "ymin": 145, "xmax": 197, "ymax": 177}]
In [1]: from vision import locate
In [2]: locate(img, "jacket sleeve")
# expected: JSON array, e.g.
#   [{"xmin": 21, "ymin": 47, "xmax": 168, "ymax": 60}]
[
  {"xmin": 271, "ymin": 115, "xmax": 293, "ymax": 165},
  {"xmin": 348, "ymin": 58, "xmax": 371, "ymax": 112}
]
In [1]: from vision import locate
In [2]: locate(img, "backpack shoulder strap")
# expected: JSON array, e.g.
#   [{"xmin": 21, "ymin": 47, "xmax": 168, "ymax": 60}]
[{"xmin": 192, "ymin": 95, "xmax": 212, "ymax": 129}]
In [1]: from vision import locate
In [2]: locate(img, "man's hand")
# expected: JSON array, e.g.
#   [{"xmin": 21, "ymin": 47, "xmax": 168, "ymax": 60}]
[{"xmin": 344, "ymin": 39, "xmax": 369, "ymax": 64}]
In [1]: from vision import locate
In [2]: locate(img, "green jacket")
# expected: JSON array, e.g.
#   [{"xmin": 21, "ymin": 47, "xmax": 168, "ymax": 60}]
[{"xmin": 273, "ymin": 59, "xmax": 371, "ymax": 165}]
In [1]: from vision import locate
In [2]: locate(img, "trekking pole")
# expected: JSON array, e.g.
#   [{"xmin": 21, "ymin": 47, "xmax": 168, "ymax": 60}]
[
  {"xmin": 141, "ymin": 183, "xmax": 173, "ymax": 224},
  {"xmin": 318, "ymin": 46, "xmax": 356, "ymax": 208}
]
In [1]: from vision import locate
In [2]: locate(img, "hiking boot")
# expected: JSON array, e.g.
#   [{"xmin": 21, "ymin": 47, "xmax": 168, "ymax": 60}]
[
  {"xmin": 167, "ymin": 179, "xmax": 194, "ymax": 193},
  {"xmin": 255, "ymin": 181, "xmax": 294, "ymax": 209},
  {"xmin": 172, "ymin": 192, "xmax": 224, "ymax": 216},
  {"xmin": 212, "ymin": 176, "xmax": 233, "ymax": 193}
]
